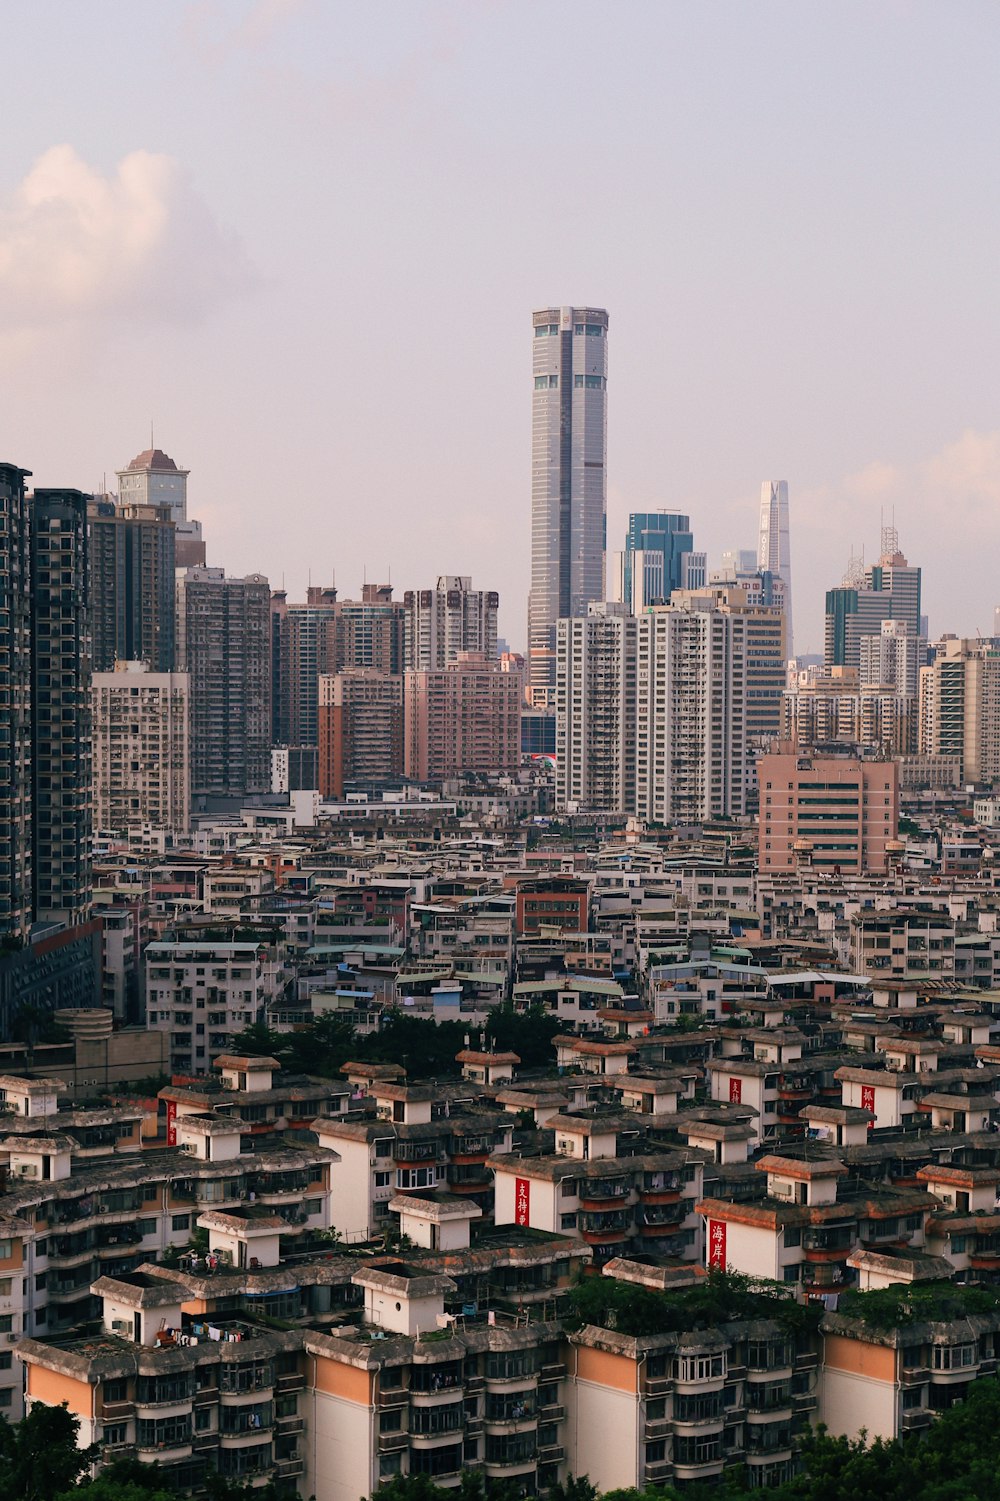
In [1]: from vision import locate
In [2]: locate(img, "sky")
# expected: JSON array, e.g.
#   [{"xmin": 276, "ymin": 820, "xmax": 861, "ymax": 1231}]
[{"xmin": 1, "ymin": 0, "xmax": 999, "ymax": 655}]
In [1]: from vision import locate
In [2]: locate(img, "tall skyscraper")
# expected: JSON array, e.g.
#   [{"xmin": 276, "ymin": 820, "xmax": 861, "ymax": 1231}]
[
  {"xmin": 30, "ymin": 489, "xmax": 93, "ymax": 926},
  {"xmin": 528, "ymin": 306, "xmax": 608, "ymax": 704},
  {"xmin": 176, "ymin": 567, "xmax": 271, "ymax": 801},
  {"xmin": 757, "ymin": 481, "xmax": 793, "ymax": 656},
  {"xmin": 615, "ymin": 512, "xmax": 693, "ymax": 613},
  {"xmin": 0, "ymin": 463, "xmax": 33, "ymax": 939},
  {"xmin": 88, "ymin": 497, "xmax": 176, "ymax": 671},
  {"xmin": 919, "ymin": 638, "xmax": 1000, "ymax": 782},
  {"xmin": 404, "ymin": 577, "xmax": 498, "ymax": 669},
  {"xmin": 117, "ymin": 447, "xmax": 205, "ymax": 568}
]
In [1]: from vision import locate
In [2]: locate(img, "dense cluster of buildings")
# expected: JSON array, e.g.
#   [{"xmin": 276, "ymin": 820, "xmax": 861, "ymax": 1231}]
[{"xmin": 6, "ymin": 304, "xmax": 1000, "ymax": 1496}]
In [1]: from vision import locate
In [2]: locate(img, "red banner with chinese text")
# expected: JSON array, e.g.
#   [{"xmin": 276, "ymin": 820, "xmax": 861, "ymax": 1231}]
[
  {"xmin": 708, "ymin": 1219, "xmax": 727, "ymax": 1268},
  {"xmin": 729, "ymin": 1077, "xmax": 742, "ymax": 1104},
  {"xmin": 514, "ymin": 1176, "xmax": 530, "ymax": 1226}
]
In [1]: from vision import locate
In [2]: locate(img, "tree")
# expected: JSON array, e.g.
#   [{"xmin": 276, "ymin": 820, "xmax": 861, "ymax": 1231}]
[
  {"xmin": 64, "ymin": 1454, "xmax": 175, "ymax": 1501},
  {"xmin": 546, "ymin": 1477, "xmax": 599, "ymax": 1501},
  {"xmin": 484, "ymin": 1001, "xmax": 559, "ymax": 1069},
  {"xmin": 227, "ymin": 1023, "xmax": 287, "ymax": 1059},
  {"xmin": 0, "ymin": 1402, "xmax": 99, "ymax": 1501}
]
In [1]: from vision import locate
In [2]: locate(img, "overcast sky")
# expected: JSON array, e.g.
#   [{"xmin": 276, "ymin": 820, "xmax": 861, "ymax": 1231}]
[{"xmin": 2, "ymin": 0, "xmax": 998, "ymax": 654}]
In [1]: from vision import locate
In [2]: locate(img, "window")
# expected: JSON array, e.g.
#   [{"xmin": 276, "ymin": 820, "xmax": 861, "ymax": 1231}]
[
  {"xmin": 933, "ymin": 1344, "xmax": 976, "ymax": 1370},
  {"xmin": 103, "ymin": 1379, "xmax": 127, "ymax": 1403},
  {"xmin": 673, "ymin": 1353, "xmax": 725, "ymax": 1382},
  {"xmin": 560, "ymin": 1213, "xmax": 577, "ymax": 1230},
  {"xmin": 374, "ymin": 1172, "xmax": 391, "ymax": 1188},
  {"xmin": 171, "ymin": 1214, "xmax": 191, "ymax": 1231},
  {"xmin": 103, "ymin": 1422, "xmax": 127, "ymax": 1444}
]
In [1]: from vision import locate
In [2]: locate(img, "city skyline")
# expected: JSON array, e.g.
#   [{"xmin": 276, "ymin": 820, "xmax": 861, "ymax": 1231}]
[{"xmin": 1, "ymin": 4, "xmax": 999, "ymax": 655}]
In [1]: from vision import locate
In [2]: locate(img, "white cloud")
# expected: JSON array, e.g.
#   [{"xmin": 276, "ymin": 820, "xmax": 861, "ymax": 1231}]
[
  {"xmin": 0, "ymin": 145, "xmax": 252, "ymax": 331},
  {"xmin": 790, "ymin": 428, "xmax": 1000, "ymax": 654}
]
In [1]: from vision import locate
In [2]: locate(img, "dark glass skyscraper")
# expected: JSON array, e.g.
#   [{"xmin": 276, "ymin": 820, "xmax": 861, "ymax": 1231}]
[{"xmin": 621, "ymin": 511, "xmax": 694, "ymax": 610}]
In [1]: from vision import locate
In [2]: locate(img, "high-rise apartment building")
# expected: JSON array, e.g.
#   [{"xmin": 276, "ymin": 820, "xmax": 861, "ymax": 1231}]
[
  {"xmin": 758, "ymin": 748, "xmax": 899, "ymax": 873},
  {"xmin": 616, "ymin": 512, "xmax": 693, "ymax": 613},
  {"xmin": 404, "ymin": 577, "xmax": 498, "ymax": 669},
  {"xmin": 30, "ymin": 489, "xmax": 93, "ymax": 927},
  {"xmin": 92, "ymin": 660, "xmax": 190, "ymax": 836},
  {"xmin": 404, "ymin": 653, "xmax": 521, "ymax": 782},
  {"xmin": 757, "ymin": 481, "xmax": 793, "ymax": 655},
  {"xmin": 0, "ymin": 463, "xmax": 33, "ymax": 938},
  {"xmin": 117, "ymin": 447, "xmax": 205, "ymax": 568},
  {"xmin": 528, "ymin": 306, "xmax": 608, "ymax": 704},
  {"xmin": 269, "ymin": 587, "xmax": 339, "ymax": 751},
  {"xmin": 88, "ymin": 497, "xmax": 176, "ymax": 671},
  {"xmin": 317, "ymin": 670, "xmax": 404, "ymax": 798},
  {"xmin": 859, "ymin": 617, "xmax": 919, "ymax": 695},
  {"xmin": 556, "ymin": 606, "xmax": 636, "ymax": 812},
  {"xmin": 919, "ymin": 637, "xmax": 1000, "ymax": 783},
  {"xmin": 555, "ymin": 590, "xmax": 758, "ymax": 822},
  {"xmin": 176, "ymin": 567, "xmax": 271, "ymax": 801},
  {"xmin": 634, "ymin": 595, "xmax": 748, "ymax": 824},
  {"xmin": 332, "ymin": 585, "xmax": 405, "ymax": 675}
]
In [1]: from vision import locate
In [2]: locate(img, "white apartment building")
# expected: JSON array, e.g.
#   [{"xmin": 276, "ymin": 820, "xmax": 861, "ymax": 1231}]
[
  {"xmin": 635, "ymin": 595, "xmax": 748, "ymax": 825},
  {"xmin": 145, "ymin": 941, "xmax": 289, "ymax": 1075},
  {"xmin": 556, "ymin": 607, "xmax": 636, "ymax": 813},
  {"xmin": 92, "ymin": 660, "xmax": 190, "ymax": 837},
  {"xmin": 404, "ymin": 576, "xmax": 498, "ymax": 669}
]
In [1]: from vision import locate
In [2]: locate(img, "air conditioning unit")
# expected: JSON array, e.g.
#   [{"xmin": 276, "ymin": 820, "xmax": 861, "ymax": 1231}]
[{"xmin": 6, "ymin": 1333, "xmax": 17, "ymax": 1343}]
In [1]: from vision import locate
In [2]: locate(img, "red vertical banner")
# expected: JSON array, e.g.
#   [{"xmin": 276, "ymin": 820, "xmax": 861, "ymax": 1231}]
[
  {"xmin": 166, "ymin": 1100, "xmax": 177, "ymax": 1147},
  {"xmin": 708, "ymin": 1219, "xmax": 727, "ymax": 1269},
  {"xmin": 514, "ymin": 1177, "xmax": 530, "ymax": 1227},
  {"xmin": 861, "ymin": 1085, "xmax": 876, "ymax": 1116},
  {"xmin": 729, "ymin": 1077, "xmax": 742, "ymax": 1104}
]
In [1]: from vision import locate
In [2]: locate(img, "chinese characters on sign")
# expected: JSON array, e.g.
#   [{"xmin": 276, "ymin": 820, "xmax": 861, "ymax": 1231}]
[
  {"xmin": 729, "ymin": 1077, "xmax": 742, "ymax": 1104},
  {"xmin": 166, "ymin": 1099, "xmax": 177, "ymax": 1147},
  {"xmin": 708, "ymin": 1218, "xmax": 727, "ymax": 1269},
  {"xmin": 860, "ymin": 1085, "xmax": 876, "ymax": 1117},
  {"xmin": 514, "ymin": 1176, "xmax": 530, "ymax": 1227}
]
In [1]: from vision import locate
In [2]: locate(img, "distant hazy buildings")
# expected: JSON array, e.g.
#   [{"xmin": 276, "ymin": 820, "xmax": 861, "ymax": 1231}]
[
  {"xmin": 757, "ymin": 481, "xmax": 793, "ymax": 656},
  {"xmin": 404, "ymin": 577, "xmax": 498, "ymax": 669},
  {"xmin": 176, "ymin": 567, "xmax": 271, "ymax": 801},
  {"xmin": 92, "ymin": 660, "xmax": 190, "ymax": 837},
  {"xmin": 117, "ymin": 447, "xmax": 205, "ymax": 569},
  {"xmin": 615, "ymin": 512, "xmax": 693, "ymax": 613},
  {"xmin": 556, "ymin": 605, "xmax": 636, "ymax": 813},
  {"xmin": 405, "ymin": 653, "xmax": 521, "ymax": 782},
  {"xmin": 826, "ymin": 528, "xmax": 923, "ymax": 672},
  {"xmin": 527, "ymin": 306, "xmax": 608, "ymax": 705}
]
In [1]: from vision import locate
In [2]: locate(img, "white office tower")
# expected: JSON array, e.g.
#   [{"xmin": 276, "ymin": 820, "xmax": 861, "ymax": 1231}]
[
  {"xmin": 757, "ymin": 480, "xmax": 793, "ymax": 656},
  {"xmin": 404, "ymin": 576, "xmax": 498, "ymax": 669},
  {"xmin": 556, "ymin": 604, "xmax": 635, "ymax": 812},
  {"xmin": 528, "ymin": 306, "xmax": 608, "ymax": 706}
]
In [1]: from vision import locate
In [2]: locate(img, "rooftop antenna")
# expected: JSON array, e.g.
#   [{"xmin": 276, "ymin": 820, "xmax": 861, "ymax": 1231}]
[
  {"xmin": 150, "ymin": 419, "xmax": 154, "ymax": 449},
  {"xmin": 880, "ymin": 507, "xmax": 898, "ymax": 561}
]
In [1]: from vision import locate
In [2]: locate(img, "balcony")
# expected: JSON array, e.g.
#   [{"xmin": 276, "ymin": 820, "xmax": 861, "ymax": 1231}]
[
  {"xmin": 540, "ymin": 1362, "xmax": 566, "ymax": 1380},
  {"xmin": 901, "ymin": 1408, "xmax": 933, "ymax": 1432},
  {"xmin": 378, "ymin": 1431, "xmax": 409, "ymax": 1452},
  {"xmin": 275, "ymin": 1456, "xmax": 304, "ymax": 1478}
]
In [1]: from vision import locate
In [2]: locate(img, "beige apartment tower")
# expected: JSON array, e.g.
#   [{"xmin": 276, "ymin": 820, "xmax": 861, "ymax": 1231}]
[
  {"xmin": 404, "ymin": 652, "xmax": 522, "ymax": 782},
  {"xmin": 757, "ymin": 747, "xmax": 899, "ymax": 874},
  {"xmin": 92, "ymin": 660, "xmax": 190, "ymax": 837}
]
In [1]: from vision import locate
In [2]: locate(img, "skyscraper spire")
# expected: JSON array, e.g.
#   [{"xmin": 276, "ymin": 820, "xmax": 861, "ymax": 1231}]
[{"xmin": 757, "ymin": 480, "xmax": 793, "ymax": 657}]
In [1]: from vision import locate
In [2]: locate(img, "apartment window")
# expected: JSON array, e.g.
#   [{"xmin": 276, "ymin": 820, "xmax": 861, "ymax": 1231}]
[
  {"xmin": 933, "ymin": 1344, "xmax": 976, "ymax": 1370},
  {"xmin": 171, "ymin": 1214, "xmax": 191, "ymax": 1232}
]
